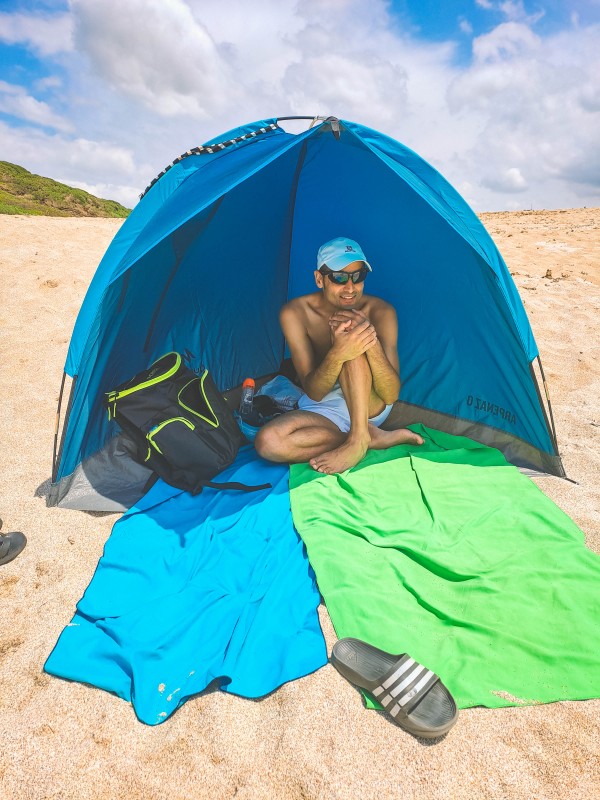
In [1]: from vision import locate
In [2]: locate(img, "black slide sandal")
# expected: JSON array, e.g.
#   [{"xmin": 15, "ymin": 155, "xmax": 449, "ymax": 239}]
[{"xmin": 331, "ymin": 638, "xmax": 458, "ymax": 739}]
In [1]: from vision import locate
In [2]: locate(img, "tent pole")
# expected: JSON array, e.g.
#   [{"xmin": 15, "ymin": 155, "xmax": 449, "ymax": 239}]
[
  {"xmin": 529, "ymin": 358, "xmax": 558, "ymax": 454},
  {"xmin": 529, "ymin": 359, "xmax": 576, "ymax": 482},
  {"xmin": 276, "ymin": 116, "xmax": 330, "ymax": 129},
  {"xmin": 277, "ymin": 116, "xmax": 327, "ymax": 123},
  {"xmin": 51, "ymin": 371, "xmax": 66, "ymax": 483},
  {"xmin": 51, "ymin": 373, "xmax": 77, "ymax": 484},
  {"xmin": 535, "ymin": 355, "xmax": 560, "ymax": 452}
]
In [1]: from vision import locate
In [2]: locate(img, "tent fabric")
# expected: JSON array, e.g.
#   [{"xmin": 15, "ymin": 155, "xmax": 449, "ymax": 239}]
[
  {"xmin": 289, "ymin": 425, "xmax": 600, "ymax": 710},
  {"xmin": 45, "ymin": 447, "xmax": 327, "ymax": 724},
  {"xmin": 64, "ymin": 119, "xmax": 288, "ymax": 376},
  {"xmin": 52, "ymin": 116, "xmax": 562, "ymax": 507}
]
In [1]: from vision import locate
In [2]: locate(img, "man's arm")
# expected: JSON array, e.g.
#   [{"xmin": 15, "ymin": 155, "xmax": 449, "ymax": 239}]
[
  {"xmin": 366, "ymin": 305, "xmax": 401, "ymax": 404},
  {"xmin": 280, "ymin": 304, "xmax": 377, "ymax": 401},
  {"xmin": 280, "ymin": 305, "xmax": 341, "ymax": 400},
  {"xmin": 330, "ymin": 305, "xmax": 401, "ymax": 404}
]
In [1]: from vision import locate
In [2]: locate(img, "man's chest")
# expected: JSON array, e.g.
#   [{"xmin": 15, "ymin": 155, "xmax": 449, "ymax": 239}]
[{"xmin": 304, "ymin": 313, "xmax": 332, "ymax": 361}]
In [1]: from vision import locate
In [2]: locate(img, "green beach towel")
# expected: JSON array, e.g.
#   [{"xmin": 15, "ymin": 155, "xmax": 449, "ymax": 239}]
[{"xmin": 289, "ymin": 425, "xmax": 600, "ymax": 709}]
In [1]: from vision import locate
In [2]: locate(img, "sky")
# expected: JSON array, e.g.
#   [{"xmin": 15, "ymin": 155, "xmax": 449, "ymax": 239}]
[{"xmin": 0, "ymin": 0, "xmax": 599, "ymax": 211}]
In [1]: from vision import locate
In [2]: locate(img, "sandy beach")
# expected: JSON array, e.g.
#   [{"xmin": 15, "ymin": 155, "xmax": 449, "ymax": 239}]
[{"xmin": 0, "ymin": 208, "xmax": 599, "ymax": 800}]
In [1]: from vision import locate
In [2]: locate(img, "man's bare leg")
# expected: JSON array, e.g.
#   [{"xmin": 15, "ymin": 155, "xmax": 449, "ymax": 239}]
[
  {"xmin": 255, "ymin": 361, "xmax": 423, "ymax": 470},
  {"xmin": 256, "ymin": 410, "xmax": 423, "ymax": 467},
  {"xmin": 309, "ymin": 354, "xmax": 373, "ymax": 474},
  {"xmin": 255, "ymin": 410, "xmax": 346, "ymax": 463},
  {"xmin": 368, "ymin": 423, "xmax": 423, "ymax": 449},
  {"xmin": 308, "ymin": 355, "xmax": 424, "ymax": 472}
]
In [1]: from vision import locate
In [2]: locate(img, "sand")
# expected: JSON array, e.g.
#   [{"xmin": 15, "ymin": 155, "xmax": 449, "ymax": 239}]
[{"xmin": 0, "ymin": 209, "xmax": 599, "ymax": 800}]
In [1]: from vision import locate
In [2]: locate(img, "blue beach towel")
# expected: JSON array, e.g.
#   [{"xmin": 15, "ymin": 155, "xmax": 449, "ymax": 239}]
[{"xmin": 45, "ymin": 448, "xmax": 327, "ymax": 724}]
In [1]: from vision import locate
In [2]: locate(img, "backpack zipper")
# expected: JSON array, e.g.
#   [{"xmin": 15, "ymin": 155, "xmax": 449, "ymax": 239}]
[
  {"xmin": 106, "ymin": 352, "xmax": 181, "ymax": 406},
  {"xmin": 177, "ymin": 370, "xmax": 219, "ymax": 428},
  {"xmin": 147, "ymin": 416, "xmax": 195, "ymax": 455}
]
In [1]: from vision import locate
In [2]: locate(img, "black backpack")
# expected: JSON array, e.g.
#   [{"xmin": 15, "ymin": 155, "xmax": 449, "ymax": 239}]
[{"xmin": 105, "ymin": 352, "xmax": 270, "ymax": 495}]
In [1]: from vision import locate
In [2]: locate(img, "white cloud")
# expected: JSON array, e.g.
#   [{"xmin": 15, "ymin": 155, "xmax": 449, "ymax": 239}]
[
  {"xmin": 498, "ymin": 1, "xmax": 523, "ymax": 20},
  {"xmin": 193, "ymin": 0, "xmax": 303, "ymax": 90},
  {"xmin": 0, "ymin": 80, "xmax": 73, "ymax": 132},
  {"xmin": 498, "ymin": 1, "xmax": 544, "ymax": 24},
  {"xmin": 285, "ymin": 54, "xmax": 408, "ymax": 123},
  {"xmin": 446, "ymin": 21, "xmax": 600, "ymax": 208},
  {"xmin": 276, "ymin": 0, "xmax": 451, "ymax": 130},
  {"xmin": 34, "ymin": 75, "xmax": 63, "ymax": 92},
  {"xmin": 1, "ymin": 0, "xmax": 599, "ymax": 211},
  {"xmin": 70, "ymin": 0, "xmax": 416, "ymax": 125},
  {"xmin": 474, "ymin": 0, "xmax": 544, "ymax": 25},
  {"xmin": 65, "ymin": 180, "xmax": 139, "ymax": 208},
  {"xmin": 71, "ymin": 0, "xmax": 241, "ymax": 117},
  {"xmin": 579, "ymin": 78, "xmax": 600, "ymax": 112},
  {"xmin": 472, "ymin": 22, "xmax": 540, "ymax": 63},
  {"xmin": 0, "ymin": 120, "xmax": 140, "ymax": 205},
  {"xmin": 482, "ymin": 166, "xmax": 528, "ymax": 192},
  {"xmin": 0, "ymin": 10, "xmax": 72, "ymax": 55},
  {"xmin": 61, "ymin": 137, "xmax": 138, "ymax": 177}
]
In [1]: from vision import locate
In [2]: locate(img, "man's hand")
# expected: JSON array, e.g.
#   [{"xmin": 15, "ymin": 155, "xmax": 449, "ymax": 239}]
[
  {"xmin": 329, "ymin": 316, "xmax": 378, "ymax": 361},
  {"xmin": 328, "ymin": 309, "xmax": 370, "ymax": 332}
]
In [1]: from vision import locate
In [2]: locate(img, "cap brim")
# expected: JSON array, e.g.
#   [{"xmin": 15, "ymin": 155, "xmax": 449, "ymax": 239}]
[{"xmin": 322, "ymin": 256, "xmax": 372, "ymax": 272}]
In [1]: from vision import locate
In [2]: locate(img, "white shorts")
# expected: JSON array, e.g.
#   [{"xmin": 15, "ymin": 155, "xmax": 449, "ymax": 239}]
[{"xmin": 297, "ymin": 386, "xmax": 393, "ymax": 434}]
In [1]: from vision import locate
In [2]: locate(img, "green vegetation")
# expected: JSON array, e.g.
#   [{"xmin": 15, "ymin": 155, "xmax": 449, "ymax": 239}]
[{"xmin": 0, "ymin": 161, "xmax": 131, "ymax": 217}]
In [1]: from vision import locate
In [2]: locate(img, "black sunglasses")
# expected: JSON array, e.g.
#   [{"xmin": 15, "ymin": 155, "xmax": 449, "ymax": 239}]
[{"xmin": 319, "ymin": 265, "xmax": 369, "ymax": 285}]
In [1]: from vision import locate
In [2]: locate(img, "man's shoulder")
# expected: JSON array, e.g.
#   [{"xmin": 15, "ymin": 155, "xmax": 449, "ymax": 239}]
[
  {"xmin": 362, "ymin": 295, "xmax": 396, "ymax": 316},
  {"xmin": 281, "ymin": 293, "xmax": 320, "ymax": 317}
]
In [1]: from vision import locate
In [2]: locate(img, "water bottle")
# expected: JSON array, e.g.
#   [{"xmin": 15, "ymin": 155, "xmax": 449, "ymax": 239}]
[{"xmin": 239, "ymin": 378, "xmax": 255, "ymax": 416}]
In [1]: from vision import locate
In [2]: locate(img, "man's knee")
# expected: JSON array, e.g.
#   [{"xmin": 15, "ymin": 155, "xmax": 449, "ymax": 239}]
[
  {"xmin": 254, "ymin": 423, "xmax": 283, "ymax": 460},
  {"xmin": 341, "ymin": 353, "xmax": 370, "ymax": 374},
  {"xmin": 339, "ymin": 353, "xmax": 373, "ymax": 387}
]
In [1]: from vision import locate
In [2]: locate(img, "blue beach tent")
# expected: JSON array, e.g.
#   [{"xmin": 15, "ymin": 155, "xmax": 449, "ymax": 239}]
[{"xmin": 49, "ymin": 116, "xmax": 564, "ymax": 510}]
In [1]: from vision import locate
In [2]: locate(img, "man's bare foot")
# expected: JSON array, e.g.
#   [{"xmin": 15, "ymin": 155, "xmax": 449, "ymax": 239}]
[
  {"xmin": 309, "ymin": 436, "xmax": 369, "ymax": 474},
  {"xmin": 368, "ymin": 424, "xmax": 424, "ymax": 450}
]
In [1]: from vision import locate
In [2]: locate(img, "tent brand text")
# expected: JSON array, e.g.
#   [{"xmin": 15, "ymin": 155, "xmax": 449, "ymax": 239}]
[{"xmin": 466, "ymin": 396, "xmax": 517, "ymax": 425}]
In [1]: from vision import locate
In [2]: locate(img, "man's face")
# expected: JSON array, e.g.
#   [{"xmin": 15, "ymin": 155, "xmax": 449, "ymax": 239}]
[{"xmin": 314, "ymin": 260, "xmax": 367, "ymax": 309}]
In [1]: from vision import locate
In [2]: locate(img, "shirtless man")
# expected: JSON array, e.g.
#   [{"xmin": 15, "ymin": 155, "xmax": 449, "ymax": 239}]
[{"xmin": 254, "ymin": 237, "xmax": 423, "ymax": 474}]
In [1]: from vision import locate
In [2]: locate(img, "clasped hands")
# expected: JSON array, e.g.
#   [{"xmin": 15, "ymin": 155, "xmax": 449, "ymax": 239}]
[{"xmin": 329, "ymin": 309, "xmax": 378, "ymax": 361}]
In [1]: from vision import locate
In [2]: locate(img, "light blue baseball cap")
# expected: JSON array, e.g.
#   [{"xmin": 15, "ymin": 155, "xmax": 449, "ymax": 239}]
[{"xmin": 317, "ymin": 237, "xmax": 372, "ymax": 272}]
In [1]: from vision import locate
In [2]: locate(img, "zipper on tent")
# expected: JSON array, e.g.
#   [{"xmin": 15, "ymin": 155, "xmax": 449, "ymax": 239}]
[{"xmin": 140, "ymin": 122, "xmax": 280, "ymax": 199}]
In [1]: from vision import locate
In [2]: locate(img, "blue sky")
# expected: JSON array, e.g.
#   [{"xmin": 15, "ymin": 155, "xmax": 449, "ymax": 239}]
[
  {"xmin": 393, "ymin": 1, "xmax": 599, "ymax": 44},
  {"xmin": 1, "ymin": 0, "xmax": 599, "ymax": 210}
]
